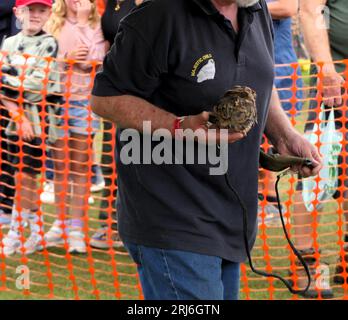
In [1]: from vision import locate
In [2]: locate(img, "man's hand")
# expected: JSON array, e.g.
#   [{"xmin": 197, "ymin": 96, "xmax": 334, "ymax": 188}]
[
  {"xmin": 321, "ymin": 68, "xmax": 345, "ymax": 107},
  {"xmin": 180, "ymin": 111, "xmax": 245, "ymax": 144},
  {"xmin": 274, "ymin": 131, "xmax": 322, "ymax": 177}
]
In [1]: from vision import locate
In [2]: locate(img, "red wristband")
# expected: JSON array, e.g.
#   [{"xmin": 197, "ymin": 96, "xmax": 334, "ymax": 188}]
[{"xmin": 173, "ymin": 117, "xmax": 185, "ymax": 135}]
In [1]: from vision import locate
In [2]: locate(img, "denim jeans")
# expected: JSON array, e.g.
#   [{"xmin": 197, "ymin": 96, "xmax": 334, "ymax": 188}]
[{"xmin": 124, "ymin": 242, "xmax": 240, "ymax": 300}]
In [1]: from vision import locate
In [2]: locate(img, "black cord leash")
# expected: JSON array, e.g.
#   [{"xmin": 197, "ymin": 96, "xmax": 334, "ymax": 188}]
[{"xmin": 224, "ymin": 169, "xmax": 312, "ymax": 295}]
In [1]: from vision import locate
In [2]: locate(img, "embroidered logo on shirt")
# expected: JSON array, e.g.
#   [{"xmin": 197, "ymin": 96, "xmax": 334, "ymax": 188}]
[{"xmin": 191, "ymin": 54, "xmax": 216, "ymax": 83}]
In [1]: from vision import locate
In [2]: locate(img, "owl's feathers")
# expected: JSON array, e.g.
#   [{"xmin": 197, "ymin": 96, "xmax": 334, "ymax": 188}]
[{"xmin": 212, "ymin": 86, "xmax": 258, "ymax": 135}]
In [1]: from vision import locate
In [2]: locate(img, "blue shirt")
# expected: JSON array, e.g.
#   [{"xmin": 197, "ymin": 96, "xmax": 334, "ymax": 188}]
[{"xmin": 266, "ymin": 0, "xmax": 303, "ymax": 112}]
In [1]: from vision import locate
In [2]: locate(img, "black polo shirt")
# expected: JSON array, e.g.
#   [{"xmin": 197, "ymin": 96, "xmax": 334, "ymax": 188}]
[{"xmin": 92, "ymin": 0, "xmax": 275, "ymax": 262}]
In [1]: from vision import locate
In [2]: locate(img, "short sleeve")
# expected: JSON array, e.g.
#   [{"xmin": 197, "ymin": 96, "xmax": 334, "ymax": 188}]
[
  {"xmin": 261, "ymin": 0, "xmax": 275, "ymax": 41},
  {"xmin": 92, "ymin": 22, "xmax": 163, "ymax": 99}
]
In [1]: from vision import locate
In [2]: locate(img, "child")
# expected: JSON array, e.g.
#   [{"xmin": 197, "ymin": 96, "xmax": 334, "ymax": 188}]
[
  {"xmin": 0, "ymin": 0, "xmax": 61, "ymax": 256},
  {"xmin": 44, "ymin": 0, "xmax": 106, "ymax": 254}
]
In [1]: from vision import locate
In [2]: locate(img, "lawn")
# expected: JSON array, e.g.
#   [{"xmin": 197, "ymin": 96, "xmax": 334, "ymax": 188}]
[
  {"xmin": 0, "ymin": 196, "xmax": 142, "ymax": 300},
  {"xmin": 0, "ymin": 191, "xmax": 343, "ymax": 300}
]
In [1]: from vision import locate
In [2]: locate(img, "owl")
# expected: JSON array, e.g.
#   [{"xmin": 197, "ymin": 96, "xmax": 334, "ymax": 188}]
[{"xmin": 211, "ymin": 86, "xmax": 258, "ymax": 135}]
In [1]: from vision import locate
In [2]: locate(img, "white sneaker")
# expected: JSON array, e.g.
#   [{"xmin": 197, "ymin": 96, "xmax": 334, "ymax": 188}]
[
  {"xmin": 17, "ymin": 233, "xmax": 43, "ymax": 255},
  {"xmin": 68, "ymin": 227, "xmax": 86, "ymax": 254},
  {"xmin": 1, "ymin": 230, "xmax": 21, "ymax": 256},
  {"xmin": 44, "ymin": 220, "xmax": 67, "ymax": 247},
  {"xmin": 40, "ymin": 192, "xmax": 55, "ymax": 205},
  {"xmin": 90, "ymin": 180, "xmax": 105, "ymax": 193},
  {"xmin": 43, "ymin": 181, "xmax": 54, "ymax": 193},
  {"xmin": 88, "ymin": 196, "xmax": 95, "ymax": 205},
  {"xmin": 40, "ymin": 182, "xmax": 55, "ymax": 204}
]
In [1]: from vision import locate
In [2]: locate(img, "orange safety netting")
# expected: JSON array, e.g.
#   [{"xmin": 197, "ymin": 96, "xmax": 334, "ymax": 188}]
[
  {"xmin": 0, "ymin": 50, "xmax": 347, "ymax": 300},
  {"xmin": 96, "ymin": 0, "xmax": 106, "ymax": 16}
]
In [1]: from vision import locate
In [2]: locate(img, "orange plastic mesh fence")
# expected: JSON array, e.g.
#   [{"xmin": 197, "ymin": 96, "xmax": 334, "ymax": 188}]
[{"xmin": 0, "ymin": 51, "xmax": 347, "ymax": 300}]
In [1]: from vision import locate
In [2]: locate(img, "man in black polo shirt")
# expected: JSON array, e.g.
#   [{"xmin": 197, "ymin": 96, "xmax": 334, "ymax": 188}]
[{"xmin": 91, "ymin": 0, "xmax": 321, "ymax": 300}]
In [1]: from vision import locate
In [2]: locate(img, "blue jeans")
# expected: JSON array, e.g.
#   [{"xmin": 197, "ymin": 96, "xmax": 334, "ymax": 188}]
[{"xmin": 124, "ymin": 242, "xmax": 240, "ymax": 300}]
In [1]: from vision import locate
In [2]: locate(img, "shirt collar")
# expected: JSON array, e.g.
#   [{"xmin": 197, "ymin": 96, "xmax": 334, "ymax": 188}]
[
  {"xmin": 191, "ymin": 0, "xmax": 219, "ymax": 15},
  {"xmin": 192, "ymin": 0, "xmax": 262, "ymax": 15},
  {"xmin": 246, "ymin": 1, "xmax": 262, "ymax": 12}
]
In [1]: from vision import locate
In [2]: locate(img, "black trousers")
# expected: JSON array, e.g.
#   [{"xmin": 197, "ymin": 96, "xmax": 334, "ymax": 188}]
[
  {"xmin": 98, "ymin": 120, "xmax": 118, "ymax": 230},
  {"xmin": 0, "ymin": 106, "xmax": 15, "ymax": 214}
]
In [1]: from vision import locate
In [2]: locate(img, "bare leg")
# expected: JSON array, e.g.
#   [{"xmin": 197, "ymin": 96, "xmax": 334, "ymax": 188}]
[
  {"xmin": 291, "ymin": 187, "xmax": 333, "ymax": 298},
  {"xmin": 258, "ymin": 169, "xmax": 277, "ymax": 199},
  {"xmin": 68, "ymin": 133, "xmax": 91, "ymax": 222},
  {"xmin": 51, "ymin": 138, "xmax": 69, "ymax": 219},
  {"xmin": 292, "ymin": 190, "xmax": 317, "ymax": 250},
  {"xmin": 265, "ymin": 171, "xmax": 277, "ymax": 199},
  {"xmin": 15, "ymin": 171, "xmax": 39, "ymax": 212}
]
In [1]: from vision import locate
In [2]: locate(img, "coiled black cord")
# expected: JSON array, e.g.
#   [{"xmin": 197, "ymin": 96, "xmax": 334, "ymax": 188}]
[{"xmin": 224, "ymin": 171, "xmax": 311, "ymax": 295}]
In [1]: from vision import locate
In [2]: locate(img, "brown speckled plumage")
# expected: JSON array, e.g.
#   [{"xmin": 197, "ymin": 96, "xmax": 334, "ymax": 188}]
[{"xmin": 212, "ymin": 86, "xmax": 258, "ymax": 135}]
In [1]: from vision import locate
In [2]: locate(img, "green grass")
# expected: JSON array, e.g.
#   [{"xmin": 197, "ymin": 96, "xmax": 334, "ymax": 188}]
[
  {"xmin": 240, "ymin": 200, "xmax": 344, "ymax": 300},
  {"xmin": 0, "ymin": 196, "xmax": 142, "ymax": 300},
  {"xmin": 1, "ymin": 185, "xmax": 343, "ymax": 300}
]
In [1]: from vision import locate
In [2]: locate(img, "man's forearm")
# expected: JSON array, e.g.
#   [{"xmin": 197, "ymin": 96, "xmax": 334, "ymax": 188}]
[
  {"xmin": 267, "ymin": 0, "xmax": 298, "ymax": 19},
  {"xmin": 91, "ymin": 95, "xmax": 177, "ymax": 133},
  {"xmin": 300, "ymin": 0, "xmax": 334, "ymax": 71},
  {"xmin": 265, "ymin": 89, "xmax": 297, "ymax": 146}
]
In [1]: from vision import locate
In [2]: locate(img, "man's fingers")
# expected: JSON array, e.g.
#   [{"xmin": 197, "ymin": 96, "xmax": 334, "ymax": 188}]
[
  {"xmin": 205, "ymin": 129, "xmax": 244, "ymax": 144},
  {"xmin": 297, "ymin": 156, "xmax": 321, "ymax": 177},
  {"xmin": 217, "ymin": 130, "xmax": 244, "ymax": 143},
  {"xmin": 299, "ymin": 166, "xmax": 312, "ymax": 178},
  {"xmin": 323, "ymin": 78, "xmax": 343, "ymax": 106},
  {"xmin": 324, "ymin": 88, "xmax": 341, "ymax": 106},
  {"xmin": 227, "ymin": 132, "xmax": 244, "ymax": 143},
  {"xmin": 311, "ymin": 149, "xmax": 323, "ymax": 167},
  {"xmin": 311, "ymin": 165, "xmax": 321, "ymax": 176},
  {"xmin": 200, "ymin": 111, "xmax": 210, "ymax": 122}
]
